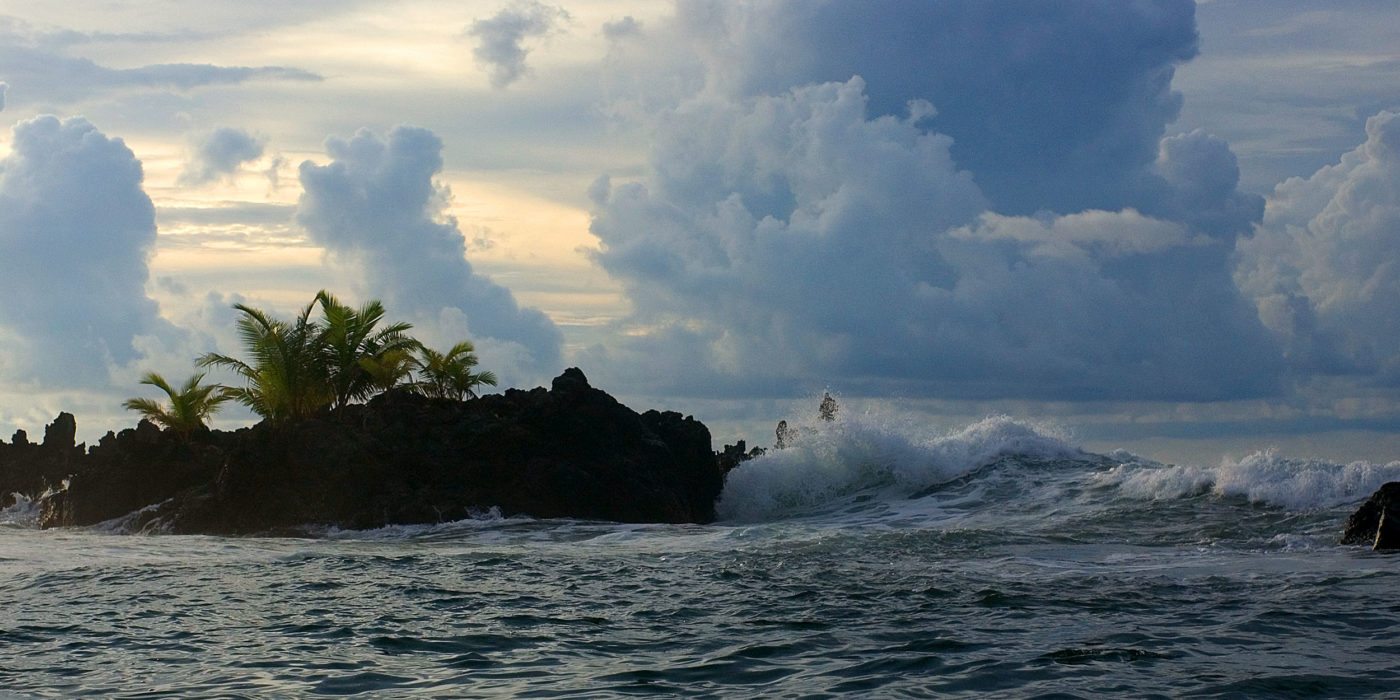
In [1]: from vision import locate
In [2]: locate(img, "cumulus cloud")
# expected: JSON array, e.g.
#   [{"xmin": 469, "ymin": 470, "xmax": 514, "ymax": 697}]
[
  {"xmin": 1144, "ymin": 129, "xmax": 1265, "ymax": 240},
  {"xmin": 0, "ymin": 116, "xmax": 170, "ymax": 385},
  {"xmin": 0, "ymin": 82, "xmax": 7, "ymax": 111},
  {"xmin": 1238, "ymin": 110, "xmax": 1400, "ymax": 380},
  {"xmin": 178, "ymin": 127, "xmax": 265, "ymax": 186},
  {"xmin": 588, "ymin": 77, "xmax": 1282, "ymax": 401},
  {"xmin": 296, "ymin": 126, "xmax": 563, "ymax": 376},
  {"xmin": 663, "ymin": 0, "xmax": 1200, "ymax": 216},
  {"xmin": 468, "ymin": 0, "xmax": 569, "ymax": 88}
]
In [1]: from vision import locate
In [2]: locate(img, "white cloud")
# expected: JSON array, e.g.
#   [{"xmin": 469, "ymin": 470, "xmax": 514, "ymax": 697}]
[
  {"xmin": 0, "ymin": 115, "xmax": 171, "ymax": 385},
  {"xmin": 468, "ymin": 1, "xmax": 570, "ymax": 89},
  {"xmin": 1239, "ymin": 110, "xmax": 1400, "ymax": 380},
  {"xmin": 0, "ymin": 82, "xmax": 7, "ymax": 111},
  {"xmin": 587, "ymin": 77, "xmax": 1282, "ymax": 401},
  {"xmin": 296, "ymin": 126, "xmax": 563, "ymax": 378},
  {"xmin": 178, "ymin": 126, "xmax": 265, "ymax": 186}
]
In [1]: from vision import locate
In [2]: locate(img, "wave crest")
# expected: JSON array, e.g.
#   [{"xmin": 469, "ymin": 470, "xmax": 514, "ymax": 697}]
[
  {"xmin": 716, "ymin": 414, "xmax": 1083, "ymax": 522},
  {"xmin": 1098, "ymin": 449, "xmax": 1400, "ymax": 510}
]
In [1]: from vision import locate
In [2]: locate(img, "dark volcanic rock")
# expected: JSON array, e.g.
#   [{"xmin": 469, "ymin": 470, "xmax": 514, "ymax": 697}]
[
  {"xmin": 5, "ymin": 369, "xmax": 725, "ymax": 535},
  {"xmin": 0, "ymin": 414, "xmax": 87, "ymax": 509},
  {"xmin": 1341, "ymin": 482, "xmax": 1400, "ymax": 550}
]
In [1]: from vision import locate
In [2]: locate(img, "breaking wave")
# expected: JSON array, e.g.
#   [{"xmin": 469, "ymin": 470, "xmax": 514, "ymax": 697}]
[
  {"xmin": 715, "ymin": 413, "xmax": 1085, "ymax": 521},
  {"xmin": 1097, "ymin": 450, "xmax": 1400, "ymax": 511},
  {"xmin": 715, "ymin": 408, "xmax": 1399, "ymax": 525}
]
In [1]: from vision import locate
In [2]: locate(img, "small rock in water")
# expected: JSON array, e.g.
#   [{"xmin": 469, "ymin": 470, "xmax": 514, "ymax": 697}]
[
  {"xmin": 1376, "ymin": 509, "xmax": 1400, "ymax": 551},
  {"xmin": 1341, "ymin": 482, "xmax": 1400, "ymax": 550}
]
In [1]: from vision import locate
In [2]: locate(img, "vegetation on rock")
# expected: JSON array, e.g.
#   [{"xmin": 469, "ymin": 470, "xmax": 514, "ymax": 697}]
[
  {"xmin": 121, "ymin": 372, "xmax": 230, "ymax": 438},
  {"xmin": 124, "ymin": 290, "xmax": 496, "ymax": 425},
  {"xmin": 411, "ymin": 341, "xmax": 497, "ymax": 400}
]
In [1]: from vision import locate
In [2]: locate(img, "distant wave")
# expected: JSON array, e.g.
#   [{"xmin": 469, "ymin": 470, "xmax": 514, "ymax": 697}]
[
  {"xmin": 716, "ymin": 414, "xmax": 1085, "ymax": 522},
  {"xmin": 1096, "ymin": 450, "xmax": 1400, "ymax": 511}
]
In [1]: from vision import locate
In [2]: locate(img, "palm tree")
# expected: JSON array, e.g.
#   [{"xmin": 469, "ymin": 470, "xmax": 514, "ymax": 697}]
[
  {"xmin": 314, "ymin": 290, "xmax": 418, "ymax": 410},
  {"xmin": 411, "ymin": 341, "xmax": 498, "ymax": 400},
  {"xmin": 122, "ymin": 372, "xmax": 230, "ymax": 438},
  {"xmin": 358, "ymin": 347, "xmax": 419, "ymax": 395},
  {"xmin": 197, "ymin": 299, "xmax": 330, "ymax": 422}
]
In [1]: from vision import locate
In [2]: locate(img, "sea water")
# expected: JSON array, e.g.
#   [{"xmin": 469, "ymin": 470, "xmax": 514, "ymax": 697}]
[{"xmin": 2, "ymin": 414, "xmax": 1398, "ymax": 697}]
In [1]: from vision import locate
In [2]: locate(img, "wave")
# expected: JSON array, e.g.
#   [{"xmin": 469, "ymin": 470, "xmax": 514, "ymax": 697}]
[
  {"xmin": 0, "ymin": 492, "xmax": 40, "ymax": 529},
  {"xmin": 1096, "ymin": 450, "xmax": 1400, "ymax": 511},
  {"xmin": 715, "ymin": 414, "xmax": 1085, "ymax": 522}
]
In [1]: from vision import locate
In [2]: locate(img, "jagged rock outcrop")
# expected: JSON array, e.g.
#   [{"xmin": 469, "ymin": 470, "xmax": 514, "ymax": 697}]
[
  {"xmin": 2, "ymin": 369, "xmax": 725, "ymax": 535},
  {"xmin": 717, "ymin": 440, "xmax": 766, "ymax": 474},
  {"xmin": 0, "ymin": 412, "xmax": 86, "ymax": 505},
  {"xmin": 1341, "ymin": 482, "xmax": 1400, "ymax": 550}
]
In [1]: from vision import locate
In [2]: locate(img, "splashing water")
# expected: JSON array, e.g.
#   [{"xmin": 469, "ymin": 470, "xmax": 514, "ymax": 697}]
[
  {"xmin": 1097, "ymin": 449, "xmax": 1400, "ymax": 510},
  {"xmin": 718, "ymin": 413, "xmax": 1085, "ymax": 521},
  {"xmin": 2, "ymin": 414, "xmax": 1398, "ymax": 697}
]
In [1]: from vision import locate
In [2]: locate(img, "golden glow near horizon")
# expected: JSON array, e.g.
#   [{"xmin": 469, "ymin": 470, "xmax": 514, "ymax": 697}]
[{"xmin": 4, "ymin": 0, "xmax": 660, "ymax": 339}]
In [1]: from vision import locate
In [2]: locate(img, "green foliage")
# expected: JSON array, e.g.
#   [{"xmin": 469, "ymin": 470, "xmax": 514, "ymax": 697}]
[
  {"xmin": 121, "ymin": 372, "xmax": 230, "ymax": 437},
  {"xmin": 411, "ymin": 341, "xmax": 498, "ymax": 400},
  {"xmin": 197, "ymin": 298, "xmax": 331, "ymax": 422},
  {"xmin": 358, "ymin": 347, "xmax": 419, "ymax": 395},
  {"xmin": 181, "ymin": 290, "xmax": 496, "ymax": 423},
  {"xmin": 314, "ymin": 290, "xmax": 418, "ymax": 410}
]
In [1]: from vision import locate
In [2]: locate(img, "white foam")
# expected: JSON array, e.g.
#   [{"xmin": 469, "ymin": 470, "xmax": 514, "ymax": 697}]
[
  {"xmin": 320, "ymin": 506, "xmax": 515, "ymax": 540},
  {"xmin": 1099, "ymin": 449, "xmax": 1400, "ymax": 510},
  {"xmin": 0, "ymin": 493, "xmax": 40, "ymax": 528},
  {"xmin": 716, "ymin": 413, "xmax": 1083, "ymax": 522}
]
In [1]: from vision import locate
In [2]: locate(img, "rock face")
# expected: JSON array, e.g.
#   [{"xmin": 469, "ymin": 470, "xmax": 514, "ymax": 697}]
[
  {"xmin": 0, "ymin": 369, "xmax": 725, "ymax": 535},
  {"xmin": 1341, "ymin": 482, "xmax": 1400, "ymax": 550},
  {"xmin": 0, "ymin": 413, "xmax": 85, "ymax": 503}
]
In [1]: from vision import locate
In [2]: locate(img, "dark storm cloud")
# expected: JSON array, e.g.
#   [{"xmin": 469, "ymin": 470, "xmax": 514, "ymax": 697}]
[{"xmin": 673, "ymin": 0, "xmax": 1200, "ymax": 217}]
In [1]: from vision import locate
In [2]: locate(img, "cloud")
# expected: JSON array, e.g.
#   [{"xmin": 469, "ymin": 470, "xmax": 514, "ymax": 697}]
[
  {"xmin": 0, "ymin": 82, "xmax": 6, "ymax": 111},
  {"xmin": 1143, "ymin": 129, "xmax": 1265, "ymax": 240},
  {"xmin": 178, "ymin": 127, "xmax": 265, "ymax": 186},
  {"xmin": 587, "ymin": 77, "xmax": 1282, "ymax": 401},
  {"xmin": 296, "ymin": 126, "xmax": 563, "ymax": 376},
  {"xmin": 0, "ymin": 22, "xmax": 319, "ymax": 106},
  {"xmin": 666, "ymin": 0, "xmax": 1200, "ymax": 217},
  {"xmin": 602, "ymin": 16, "xmax": 642, "ymax": 41},
  {"xmin": 0, "ymin": 116, "xmax": 170, "ymax": 385},
  {"xmin": 1238, "ymin": 110, "xmax": 1400, "ymax": 380},
  {"xmin": 468, "ymin": 0, "xmax": 569, "ymax": 88}
]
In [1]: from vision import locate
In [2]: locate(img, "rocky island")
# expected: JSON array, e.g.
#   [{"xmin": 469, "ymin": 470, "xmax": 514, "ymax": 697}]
[{"xmin": 0, "ymin": 368, "xmax": 727, "ymax": 535}]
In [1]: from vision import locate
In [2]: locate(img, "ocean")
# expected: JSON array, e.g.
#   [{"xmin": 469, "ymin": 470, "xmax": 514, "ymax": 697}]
[{"xmin": 2, "ymin": 414, "xmax": 1398, "ymax": 697}]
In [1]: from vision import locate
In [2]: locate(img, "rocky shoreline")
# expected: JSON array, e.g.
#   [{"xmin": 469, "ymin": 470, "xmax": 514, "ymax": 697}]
[
  {"xmin": 4, "ymin": 369, "xmax": 1397, "ymax": 547},
  {"xmin": 0, "ymin": 368, "xmax": 730, "ymax": 535}
]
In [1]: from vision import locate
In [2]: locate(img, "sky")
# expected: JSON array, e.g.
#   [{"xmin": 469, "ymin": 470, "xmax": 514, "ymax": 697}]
[{"xmin": 1, "ymin": 0, "xmax": 1399, "ymax": 466}]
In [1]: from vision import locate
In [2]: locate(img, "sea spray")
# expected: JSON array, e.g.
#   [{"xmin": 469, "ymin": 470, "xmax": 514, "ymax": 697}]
[
  {"xmin": 0, "ymin": 492, "xmax": 39, "ymax": 528},
  {"xmin": 716, "ymin": 413, "xmax": 1084, "ymax": 522},
  {"xmin": 1097, "ymin": 449, "xmax": 1400, "ymax": 510}
]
